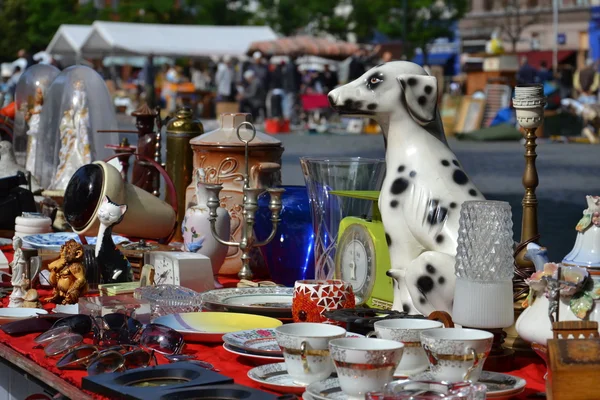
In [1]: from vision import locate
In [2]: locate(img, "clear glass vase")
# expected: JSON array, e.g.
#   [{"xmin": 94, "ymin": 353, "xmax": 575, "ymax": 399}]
[
  {"xmin": 299, "ymin": 157, "xmax": 385, "ymax": 280},
  {"xmin": 453, "ymin": 200, "xmax": 515, "ymax": 328}
]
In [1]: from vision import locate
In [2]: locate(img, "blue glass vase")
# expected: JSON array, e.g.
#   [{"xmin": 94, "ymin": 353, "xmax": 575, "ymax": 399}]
[{"xmin": 255, "ymin": 185, "xmax": 315, "ymax": 287}]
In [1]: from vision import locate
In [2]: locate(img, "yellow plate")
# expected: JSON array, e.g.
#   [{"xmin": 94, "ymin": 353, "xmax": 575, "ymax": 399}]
[{"xmin": 152, "ymin": 312, "xmax": 283, "ymax": 343}]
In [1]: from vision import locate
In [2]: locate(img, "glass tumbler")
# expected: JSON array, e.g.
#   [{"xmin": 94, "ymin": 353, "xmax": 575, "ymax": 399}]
[
  {"xmin": 300, "ymin": 157, "xmax": 385, "ymax": 280},
  {"xmin": 366, "ymin": 380, "xmax": 486, "ymax": 400}
]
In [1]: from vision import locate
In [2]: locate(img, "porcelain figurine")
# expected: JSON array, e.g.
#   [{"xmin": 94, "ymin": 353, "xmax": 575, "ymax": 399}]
[
  {"xmin": 182, "ymin": 168, "xmax": 231, "ymax": 287},
  {"xmin": 50, "ymin": 80, "xmax": 92, "ymax": 190},
  {"xmin": 24, "ymin": 87, "xmax": 43, "ymax": 174},
  {"xmin": 563, "ymin": 195, "xmax": 600, "ymax": 268},
  {"xmin": 44, "ymin": 239, "xmax": 88, "ymax": 305},
  {"xmin": 96, "ymin": 196, "xmax": 132, "ymax": 284},
  {"xmin": 328, "ymin": 61, "xmax": 485, "ymax": 316},
  {"xmin": 516, "ymin": 243, "xmax": 598, "ymax": 346},
  {"xmin": 8, "ymin": 236, "xmax": 28, "ymax": 308}
]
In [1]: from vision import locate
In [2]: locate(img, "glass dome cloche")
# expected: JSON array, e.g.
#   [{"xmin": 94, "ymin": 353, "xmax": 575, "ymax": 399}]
[
  {"xmin": 13, "ymin": 64, "xmax": 60, "ymax": 174},
  {"xmin": 35, "ymin": 65, "xmax": 118, "ymax": 190}
]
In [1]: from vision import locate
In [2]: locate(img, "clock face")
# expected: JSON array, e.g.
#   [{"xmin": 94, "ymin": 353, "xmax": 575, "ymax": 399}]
[
  {"xmin": 153, "ymin": 254, "xmax": 176, "ymax": 285},
  {"xmin": 335, "ymin": 224, "xmax": 376, "ymax": 301}
]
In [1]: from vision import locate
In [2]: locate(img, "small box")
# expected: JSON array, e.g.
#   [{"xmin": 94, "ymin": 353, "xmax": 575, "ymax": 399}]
[{"xmin": 547, "ymin": 338, "xmax": 600, "ymax": 400}]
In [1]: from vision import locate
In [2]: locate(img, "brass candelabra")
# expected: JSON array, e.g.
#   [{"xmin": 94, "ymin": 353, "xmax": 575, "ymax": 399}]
[
  {"xmin": 506, "ymin": 84, "xmax": 547, "ymax": 352},
  {"xmin": 202, "ymin": 122, "xmax": 284, "ymax": 280}
]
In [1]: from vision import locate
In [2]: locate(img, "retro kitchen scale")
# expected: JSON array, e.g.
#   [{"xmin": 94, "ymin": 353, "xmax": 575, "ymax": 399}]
[{"xmin": 331, "ymin": 190, "xmax": 394, "ymax": 309}]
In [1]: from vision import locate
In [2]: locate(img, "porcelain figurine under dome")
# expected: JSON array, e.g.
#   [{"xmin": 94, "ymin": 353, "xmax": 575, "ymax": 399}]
[
  {"xmin": 34, "ymin": 65, "xmax": 118, "ymax": 190},
  {"xmin": 13, "ymin": 64, "xmax": 60, "ymax": 176}
]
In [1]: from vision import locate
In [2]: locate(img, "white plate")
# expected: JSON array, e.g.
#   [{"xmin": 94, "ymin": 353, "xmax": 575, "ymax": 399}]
[
  {"xmin": 412, "ymin": 371, "xmax": 526, "ymax": 399},
  {"xmin": 247, "ymin": 362, "xmax": 311, "ymax": 394},
  {"xmin": 22, "ymin": 233, "xmax": 129, "ymax": 250},
  {"xmin": 306, "ymin": 378, "xmax": 346, "ymax": 400},
  {"xmin": 222, "ymin": 343, "xmax": 285, "ymax": 364},
  {"xmin": 0, "ymin": 308, "xmax": 48, "ymax": 325},
  {"xmin": 202, "ymin": 287, "xmax": 293, "ymax": 318},
  {"xmin": 223, "ymin": 328, "xmax": 365, "ymax": 357}
]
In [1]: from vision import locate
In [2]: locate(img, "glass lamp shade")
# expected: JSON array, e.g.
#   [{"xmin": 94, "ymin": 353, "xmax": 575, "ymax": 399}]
[{"xmin": 452, "ymin": 201, "xmax": 515, "ymax": 328}]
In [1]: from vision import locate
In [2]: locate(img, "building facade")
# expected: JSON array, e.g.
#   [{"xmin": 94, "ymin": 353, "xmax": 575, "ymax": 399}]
[{"xmin": 459, "ymin": 0, "xmax": 596, "ymax": 67}]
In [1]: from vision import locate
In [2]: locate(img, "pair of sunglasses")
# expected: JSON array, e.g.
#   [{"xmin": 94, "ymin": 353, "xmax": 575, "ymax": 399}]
[
  {"xmin": 57, "ymin": 344, "xmax": 157, "ymax": 375},
  {"xmin": 34, "ymin": 325, "xmax": 84, "ymax": 357},
  {"xmin": 50, "ymin": 313, "xmax": 142, "ymax": 346}
]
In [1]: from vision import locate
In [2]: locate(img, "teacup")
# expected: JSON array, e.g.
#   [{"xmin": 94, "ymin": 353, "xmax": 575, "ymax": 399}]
[
  {"xmin": 367, "ymin": 319, "xmax": 444, "ymax": 376},
  {"xmin": 420, "ymin": 328, "xmax": 494, "ymax": 383},
  {"xmin": 329, "ymin": 337, "xmax": 404, "ymax": 400},
  {"xmin": 275, "ymin": 323, "xmax": 346, "ymax": 385}
]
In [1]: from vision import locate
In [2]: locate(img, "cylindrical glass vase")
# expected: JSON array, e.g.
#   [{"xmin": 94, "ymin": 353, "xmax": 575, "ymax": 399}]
[
  {"xmin": 453, "ymin": 200, "xmax": 515, "ymax": 329},
  {"xmin": 300, "ymin": 157, "xmax": 385, "ymax": 280}
]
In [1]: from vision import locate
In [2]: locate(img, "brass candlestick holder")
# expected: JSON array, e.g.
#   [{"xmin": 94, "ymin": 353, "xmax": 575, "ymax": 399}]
[
  {"xmin": 506, "ymin": 84, "xmax": 547, "ymax": 351},
  {"xmin": 202, "ymin": 122, "xmax": 284, "ymax": 280}
]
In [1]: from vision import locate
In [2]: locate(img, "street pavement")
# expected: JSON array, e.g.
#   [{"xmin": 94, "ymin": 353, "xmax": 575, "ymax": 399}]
[{"xmin": 117, "ymin": 114, "xmax": 600, "ymax": 262}]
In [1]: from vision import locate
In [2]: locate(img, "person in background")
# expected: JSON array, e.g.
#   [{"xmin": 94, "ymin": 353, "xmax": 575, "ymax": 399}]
[
  {"xmin": 573, "ymin": 58, "xmax": 600, "ymax": 104},
  {"xmin": 238, "ymin": 70, "xmax": 266, "ymax": 121},
  {"xmin": 381, "ymin": 51, "xmax": 393, "ymax": 63},
  {"xmin": 215, "ymin": 56, "xmax": 234, "ymax": 102},
  {"xmin": 557, "ymin": 64, "xmax": 574, "ymax": 99},
  {"xmin": 191, "ymin": 62, "xmax": 211, "ymax": 91},
  {"xmin": 282, "ymin": 56, "xmax": 301, "ymax": 123},
  {"xmin": 517, "ymin": 57, "xmax": 538, "ymax": 85},
  {"xmin": 537, "ymin": 60, "xmax": 553, "ymax": 83},
  {"xmin": 320, "ymin": 64, "xmax": 339, "ymax": 93},
  {"xmin": 348, "ymin": 48, "xmax": 367, "ymax": 81},
  {"xmin": 141, "ymin": 55, "xmax": 155, "ymax": 107},
  {"xmin": 266, "ymin": 61, "xmax": 284, "ymax": 118}
]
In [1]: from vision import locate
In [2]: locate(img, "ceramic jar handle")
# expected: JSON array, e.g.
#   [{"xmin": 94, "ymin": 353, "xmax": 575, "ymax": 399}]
[
  {"xmin": 300, "ymin": 341, "xmax": 309, "ymax": 373},
  {"xmin": 463, "ymin": 348, "xmax": 479, "ymax": 382},
  {"xmin": 427, "ymin": 311, "xmax": 455, "ymax": 328},
  {"xmin": 250, "ymin": 162, "xmax": 281, "ymax": 187}
]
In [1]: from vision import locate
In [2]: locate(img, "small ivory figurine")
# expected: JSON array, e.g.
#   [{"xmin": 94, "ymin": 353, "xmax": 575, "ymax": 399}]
[
  {"xmin": 8, "ymin": 236, "xmax": 28, "ymax": 308},
  {"xmin": 96, "ymin": 196, "xmax": 132, "ymax": 283},
  {"xmin": 44, "ymin": 239, "xmax": 88, "ymax": 305},
  {"xmin": 25, "ymin": 87, "xmax": 43, "ymax": 174},
  {"xmin": 22, "ymin": 289, "xmax": 42, "ymax": 308}
]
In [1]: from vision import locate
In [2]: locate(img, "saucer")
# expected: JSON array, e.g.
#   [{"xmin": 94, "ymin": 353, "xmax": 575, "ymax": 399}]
[
  {"xmin": 247, "ymin": 362, "xmax": 318, "ymax": 394},
  {"xmin": 222, "ymin": 343, "xmax": 284, "ymax": 364},
  {"xmin": 306, "ymin": 378, "xmax": 347, "ymax": 400},
  {"xmin": 412, "ymin": 370, "xmax": 526, "ymax": 399},
  {"xmin": 223, "ymin": 328, "xmax": 364, "ymax": 357}
]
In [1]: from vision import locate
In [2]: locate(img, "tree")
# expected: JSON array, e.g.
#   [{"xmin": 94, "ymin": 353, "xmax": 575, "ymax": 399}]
[
  {"xmin": 493, "ymin": 0, "xmax": 549, "ymax": 52},
  {"xmin": 255, "ymin": 0, "xmax": 347, "ymax": 38},
  {"xmin": 0, "ymin": 0, "xmax": 30, "ymax": 62},
  {"xmin": 348, "ymin": 0, "xmax": 467, "ymax": 63}
]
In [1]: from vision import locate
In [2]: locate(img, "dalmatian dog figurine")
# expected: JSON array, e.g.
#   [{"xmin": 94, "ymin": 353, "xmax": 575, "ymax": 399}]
[{"xmin": 328, "ymin": 61, "xmax": 484, "ymax": 316}]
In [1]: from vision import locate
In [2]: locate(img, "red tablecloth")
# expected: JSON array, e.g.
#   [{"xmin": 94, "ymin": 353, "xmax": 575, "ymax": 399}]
[{"xmin": 0, "ymin": 250, "xmax": 547, "ymax": 399}]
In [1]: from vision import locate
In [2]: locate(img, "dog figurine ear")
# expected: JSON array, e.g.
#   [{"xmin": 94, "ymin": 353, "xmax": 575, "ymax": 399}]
[{"xmin": 397, "ymin": 74, "xmax": 438, "ymax": 125}]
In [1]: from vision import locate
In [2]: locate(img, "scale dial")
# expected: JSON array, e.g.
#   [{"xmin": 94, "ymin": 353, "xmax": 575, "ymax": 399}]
[
  {"xmin": 153, "ymin": 254, "xmax": 176, "ymax": 285},
  {"xmin": 335, "ymin": 224, "xmax": 376, "ymax": 303}
]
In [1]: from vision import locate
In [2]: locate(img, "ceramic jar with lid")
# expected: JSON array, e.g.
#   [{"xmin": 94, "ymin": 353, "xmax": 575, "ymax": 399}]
[{"xmin": 186, "ymin": 113, "xmax": 283, "ymax": 275}]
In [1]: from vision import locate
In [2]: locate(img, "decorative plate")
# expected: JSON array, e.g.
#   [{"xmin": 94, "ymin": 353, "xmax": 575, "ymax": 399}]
[
  {"xmin": 222, "ymin": 343, "xmax": 284, "ymax": 364},
  {"xmin": 0, "ymin": 308, "xmax": 48, "ymax": 325},
  {"xmin": 306, "ymin": 378, "xmax": 346, "ymax": 400},
  {"xmin": 247, "ymin": 362, "xmax": 310, "ymax": 394},
  {"xmin": 202, "ymin": 287, "xmax": 293, "ymax": 318},
  {"xmin": 22, "ymin": 233, "xmax": 129, "ymax": 250},
  {"xmin": 222, "ymin": 328, "xmax": 365, "ymax": 357},
  {"xmin": 0, "ymin": 238, "xmax": 13, "ymax": 247},
  {"xmin": 412, "ymin": 371, "xmax": 526, "ymax": 399},
  {"xmin": 152, "ymin": 312, "xmax": 282, "ymax": 343}
]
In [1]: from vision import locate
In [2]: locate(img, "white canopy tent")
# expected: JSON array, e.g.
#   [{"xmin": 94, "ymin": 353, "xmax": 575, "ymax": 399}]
[
  {"xmin": 45, "ymin": 24, "xmax": 92, "ymax": 57},
  {"xmin": 81, "ymin": 21, "xmax": 278, "ymax": 58}
]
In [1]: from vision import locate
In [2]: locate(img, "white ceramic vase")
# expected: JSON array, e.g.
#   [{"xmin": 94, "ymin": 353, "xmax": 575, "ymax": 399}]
[
  {"xmin": 515, "ymin": 291, "xmax": 579, "ymax": 346},
  {"xmin": 182, "ymin": 169, "xmax": 231, "ymax": 287}
]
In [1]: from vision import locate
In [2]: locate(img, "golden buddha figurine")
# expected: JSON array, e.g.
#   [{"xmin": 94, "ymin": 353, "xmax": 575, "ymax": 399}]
[{"xmin": 44, "ymin": 239, "xmax": 88, "ymax": 305}]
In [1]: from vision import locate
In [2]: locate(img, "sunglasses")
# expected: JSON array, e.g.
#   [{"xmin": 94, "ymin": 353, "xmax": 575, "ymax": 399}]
[
  {"xmin": 49, "ymin": 314, "xmax": 143, "ymax": 346},
  {"xmin": 57, "ymin": 344, "xmax": 158, "ymax": 375}
]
